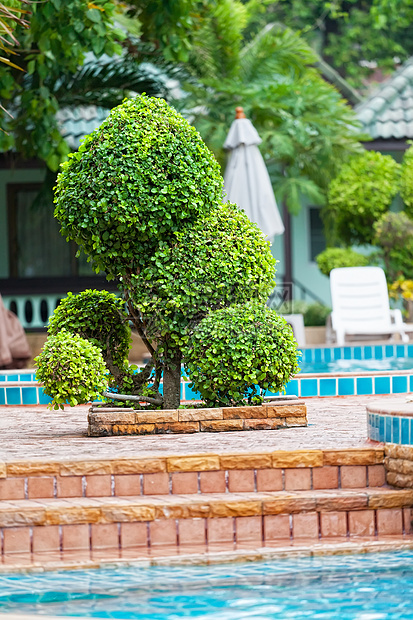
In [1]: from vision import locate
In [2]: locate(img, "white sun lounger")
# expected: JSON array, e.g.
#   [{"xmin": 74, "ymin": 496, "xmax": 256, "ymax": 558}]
[{"xmin": 330, "ymin": 266, "xmax": 409, "ymax": 346}]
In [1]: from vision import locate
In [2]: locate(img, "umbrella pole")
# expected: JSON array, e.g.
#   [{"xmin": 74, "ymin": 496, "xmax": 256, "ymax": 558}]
[{"xmin": 282, "ymin": 200, "xmax": 293, "ymax": 302}]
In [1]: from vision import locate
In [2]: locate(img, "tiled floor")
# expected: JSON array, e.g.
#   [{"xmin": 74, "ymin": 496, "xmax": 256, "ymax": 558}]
[{"xmin": 0, "ymin": 394, "xmax": 399, "ymax": 462}]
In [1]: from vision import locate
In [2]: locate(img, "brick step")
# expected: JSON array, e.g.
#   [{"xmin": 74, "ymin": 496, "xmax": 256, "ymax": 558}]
[
  {"xmin": 1, "ymin": 487, "xmax": 412, "ymax": 556},
  {"xmin": 0, "ymin": 448, "xmax": 386, "ymax": 501}
]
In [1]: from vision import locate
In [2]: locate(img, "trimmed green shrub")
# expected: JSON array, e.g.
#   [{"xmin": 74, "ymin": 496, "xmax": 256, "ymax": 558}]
[
  {"xmin": 129, "ymin": 202, "xmax": 276, "ymax": 347},
  {"xmin": 316, "ymin": 247, "xmax": 370, "ymax": 277},
  {"xmin": 373, "ymin": 211, "xmax": 413, "ymax": 281},
  {"xmin": 327, "ymin": 151, "xmax": 400, "ymax": 245},
  {"xmin": 400, "ymin": 142, "xmax": 413, "ymax": 216},
  {"xmin": 184, "ymin": 302, "xmax": 300, "ymax": 407},
  {"xmin": 54, "ymin": 95, "xmax": 224, "ymax": 278},
  {"xmin": 48, "ymin": 290, "xmax": 131, "ymax": 369},
  {"xmin": 35, "ymin": 330, "xmax": 108, "ymax": 410}
]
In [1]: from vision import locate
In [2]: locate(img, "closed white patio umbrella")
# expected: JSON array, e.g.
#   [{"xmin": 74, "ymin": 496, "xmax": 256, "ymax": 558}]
[{"xmin": 223, "ymin": 107, "xmax": 284, "ymax": 239}]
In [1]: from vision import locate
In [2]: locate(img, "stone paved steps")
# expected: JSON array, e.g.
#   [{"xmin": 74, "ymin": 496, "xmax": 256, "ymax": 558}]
[{"xmin": 1, "ymin": 487, "xmax": 412, "ymax": 560}]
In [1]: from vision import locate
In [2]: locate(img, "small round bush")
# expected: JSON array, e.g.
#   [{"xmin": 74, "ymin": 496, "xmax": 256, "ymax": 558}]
[
  {"xmin": 183, "ymin": 302, "xmax": 300, "ymax": 407},
  {"xmin": 48, "ymin": 290, "xmax": 131, "ymax": 369},
  {"xmin": 35, "ymin": 330, "xmax": 108, "ymax": 410},
  {"xmin": 327, "ymin": 151, "xmax": 400, "ymax": 245},
  {"xmin": 54, "ymin": 94, "xmax": 224, "ymax": 277},
  {"xmin": 316, "ymin": 247, "xmax": 370, "ymax": 277}
]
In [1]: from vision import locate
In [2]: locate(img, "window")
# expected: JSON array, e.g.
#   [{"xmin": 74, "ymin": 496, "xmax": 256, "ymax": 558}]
[
  {"xmin": 308, "ymin": 206, "xmax": 326, "ymax": 261},
  {"xmin": 7, "ymin": 184, "xmax": 94, "ymax": 278}
]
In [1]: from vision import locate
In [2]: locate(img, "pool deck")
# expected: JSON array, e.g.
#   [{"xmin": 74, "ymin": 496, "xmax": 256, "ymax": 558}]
[{"xmin": 0, "ymin": 395, "xmax": 394, "ymax": 462}]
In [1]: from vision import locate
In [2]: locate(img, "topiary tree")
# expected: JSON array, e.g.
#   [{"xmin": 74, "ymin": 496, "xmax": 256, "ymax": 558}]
[
  {"xmin": 183, "ymin": 302, "xmax": 299, "ymax": 407},
  {"xmin": 400, "ymin": 142, "xmax": 413, "ymax": 217},
  {"xmin": 326, "ymin": 151, "xmax": 400, "ymax": 246},
  {"xmin": 50, "ymin": 94, "xmax": 297, "ymax": 410},
  {"xmin": 315, "ymin": 247, "xmax": 370, "ymax": 277},
  {"xmin": 372, "ymin": 211, "xmax": 413, "ymax": 281}
]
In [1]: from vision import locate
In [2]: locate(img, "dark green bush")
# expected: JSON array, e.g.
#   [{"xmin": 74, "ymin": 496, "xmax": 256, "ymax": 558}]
[
  {"xmin": 316, "ymin": 247, "xmax": 370, "ymax": 277},
  {"xmin": 35, "ymin": 330, "xmax": 108, "ymax": 410},
  {"xmin": 48, "ymin": 290, "xmax": 131, "ymax": 369},
  {"xmin": 54, "ymin": 95, "xmax": 223, "ymax": 278},
  {"xmin": 327, "ymin": 151, "xmax": 400, "ymax": 245},
  {"xmin": 400, "ymin": 142, "xmax": 413, "ymax": 216},
  {"xmin": 373, "ymin": 211, "xmax": 413, "ymax": 281},
  {"xmin": 276, "ymin": 300, "xmax": 331, "ymax": 327},
  {"xmin": 184, "ymin": 302, "xmax": 300, "ymax": 407}
]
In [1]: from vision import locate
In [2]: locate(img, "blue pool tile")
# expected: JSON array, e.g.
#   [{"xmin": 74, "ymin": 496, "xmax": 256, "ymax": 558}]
[
  {"xmin": 184, "ymin": 384, "xmax": 202, "ymax": 401},
  {"xmin": 374, "ymin": 346, "xmax": 383, "ymax": 360},
  {"xmin": 0, "ymin": 375, "xmax": 5, "ymax": 382},
  {"xmin": 324, "ymin": 349, "xmax": 332, "ymax": 363},
  {"xmin": 356, "ymin": 377, "xmax": 373, "ymax": 395},
  {"xmin": 38, "ymin": 389, "xmax": 52, "ymax": 405},
  {"xmin": 396, "ymin": 345, "xmax": 406, "ymax": 358},
  {"xmin": 19, "ymin": 373, "xmax": 33, "ymax": 382},
  {"xmin": 392, "ymin": 416, "xmax": 400, "ymax": 444},
  {"xmin": 410, "ymin": 375, "xmax": 413, "ymax": 392},
  {"xmin": 300, "ymin": 379, "xmax": 318, "ymax": 397},
  {"xmin": 392, "ymin": 375, "xmax": 408, "ymax": 393},
  {"xmin": 319, "ymin": 378, "xmax": 337, "ymax": 397},
  {"xmin": 333, "ymin": 348, "xmax": 342, "ymax": 360},
  {"xmin": 408, "ymin": 344, "xmax": 413, "ymax": 358},
  {"xmin": 0, "ymin": 388, "xmax": 5, "ymax": 405},
  {"xmin": 6, "ymin": 387, "xmax": 20, "ymax": 405},
  {"xmin": 338, "ymin": 378, "xmax": 355, "ymax": 396},
  {"xmin": 6, "ymin": 374, "xmax": 18, "ymax": 382},
  {"xmin": 374, "ymin": 376, "xmax": 391, "ymax": 395},
  {"xmin": 378, "ymin": 415, "xmax": 385, "ymax": 442},
  {"xmin": 364, "ymin": 346, "xmax": 372, "ymax": 360},
  {"xmin": 343, "ymin": 348, "xmax": 352, "ymax": 360},
  {"xmin": 410, "ymin": 419, "xmax": 413, "ymax": 446},
  {"xmin": 401, "ymin": 417, "xmax": 410, "ymax": 444},
  {"xmin": 285, "ymin": 379, "xmax": 299, "ymax": 397},
  {"xmin": 22, "ymin": 387, "xmax": 38, "ymax": 405},
  {"xmin": 354, "ymin": 347, "xmax": 362, "ymax": 360},
  {"xmin": 314, "ymin": 349, "xmax": 322, "ymax": 363},
  {"xmin": 304, "ymin": 349, "xmax": 313, "ymax": 363},
  {"xmin": 385, "ymin": 416, "xmax": 392, "ymax": 443},
  {"xmin": 385, "ymin": 345, "xmax": 395, "ymax": 358}
]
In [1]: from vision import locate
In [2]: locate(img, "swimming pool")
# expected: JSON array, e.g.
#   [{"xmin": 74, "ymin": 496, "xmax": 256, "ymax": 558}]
[
  {"xmin": 1, "ymin": 551, "xmax": 413, "ymax": 618},
  {"xmin": 1, "ymin": 343, "xmax": 413, "ymax": 404}
]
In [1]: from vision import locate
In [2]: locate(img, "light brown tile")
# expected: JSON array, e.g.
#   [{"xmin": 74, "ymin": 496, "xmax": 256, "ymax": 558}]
[
  {"xmin": 235, "ymin": 516, "xmax": 262, "ymax": 543},
  {"xmin": 207, "ymin": 517, "xmax": 234, "ymax": 543},
  {"xmin": 341, "ymin": 466, "xmax": 367, "ymax": 488},
  {"xmin": 292, "ymin": 512, "xmax": 318, "ymax": 539},
  {"xmin": 85, "ymin": 475, "xmax": 111, "ymax": 497},
  {"xmin": 377, "ymin": 509, "xmax": 403, "ymax": 535},
  {"xmin": 349, "ymin": 510, "xmax": 375, "ymax": 537},
  {"xmin": 178, "ymin": 518, "xmax": 206, "ymax": 545},
  {"xmin": 313, "ymin": 466, "xmax": 339, "ymax": 490},
  {"xmin": 264, "ymin": 514, "xmax": 290, "ymax": 540},
  {"xmin": 167, "ymin": 455, "xmax": 220, "ymax": 473},
  {"xmin": 0, "ymin": 478, "xmax": 25, "ymax": 500},
  {"xmin": 150, "ymin": 519, "xmax": 177, "ymax": 546},
  {"xmin": 284, "ymin": 468, "xmax": 311, "ymax": 491},
  {"xmin": 368, "ymin": 465, "xmax": 386, "ymax": 487},
  {"xmin": 200, "ymin": 471, "xmax": 226, "ymax": 493},
  {"xmin": 114, "ymin": 474, "xmax": 141, "ymax": 496},
  {"xmin": 27, "ymin": 476, "xmax": 54, "ymax": 499},
  {"xmin": 61, "ymin": 524, "xmax": 90, "ymax": 550},
  {"xmin": 120, "ymin": 522, "xmax": 148, "ymax": 548},
  {"xmin": 171, "ymin": 472, "xmax": 198, "ymax": 494},
  {"xmin": 32, "ymin": 525, "xmax": 60, "ymax": 552},
  {"xmin": 256, "ymin": 469, "xmax": 283, "ymax": 492},
  {"xmin": 228, "ymin": 470, "xmax": 255, "ymax": 492},
  {"xmin": 143, "ymin": 472, "xmax": 169, "ymax": 495},
  {"xmin": 56, "ymin": 475, "xmax": 83, "ymax": 498},
  {"xmin": 320, "ymin": 511, "xmax": 347, "ymax": 538},
  {"xmin": 3, "ymin": 526, "xmax": 31, "ymax": 553},
  {"xmin": 91, "ymin": 523, "xmax": 119, "ymax": 549},
  {"xmin": 404, "ymin": 508, "xmax": 413, "ymax": 534}
]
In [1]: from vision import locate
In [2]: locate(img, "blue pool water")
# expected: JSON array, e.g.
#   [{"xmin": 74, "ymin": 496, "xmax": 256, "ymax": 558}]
[
  {"xmin": 300, "ymin": 356, "xmax": 413, "ymax": 374},
  {"xmin": 2, "ymin": 552, "xmax": 413, "ymax": 618}
]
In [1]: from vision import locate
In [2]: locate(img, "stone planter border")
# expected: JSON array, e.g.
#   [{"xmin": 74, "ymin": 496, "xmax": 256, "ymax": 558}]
[{"xmin": 88, "ymin": 400, "xmax": 307, "ymax": 436}]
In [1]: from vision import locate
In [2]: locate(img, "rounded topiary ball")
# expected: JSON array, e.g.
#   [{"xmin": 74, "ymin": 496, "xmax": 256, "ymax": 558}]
[
  {"xmin": 35, "ymin": 330, "xmax": 108, "ymax": 410},
  {"xmin": 48, "ymin": 290, "xmax": 131, "ymax": 369},
  {"xmin": 54, "ymin": 95, "xmax": 224, "ymax": 276},
  {"xmin": 183, "ymin": 301, "xmax": 300, "ymax": 407}
]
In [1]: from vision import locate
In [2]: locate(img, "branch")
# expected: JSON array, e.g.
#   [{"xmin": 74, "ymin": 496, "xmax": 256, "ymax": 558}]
[
  {"xmin": 124, "ymin": 292, "xmax": 156, "ymax": 357},
  {"xmin": 103, "ymin": 390, "xmax": 163, "ymax": 406}
]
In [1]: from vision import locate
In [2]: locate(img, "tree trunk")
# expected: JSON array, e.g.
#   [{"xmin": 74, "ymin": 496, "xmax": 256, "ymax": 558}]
[{"xmin": 163, "ymin": 349, "xmax": 182, "ymax": 409}]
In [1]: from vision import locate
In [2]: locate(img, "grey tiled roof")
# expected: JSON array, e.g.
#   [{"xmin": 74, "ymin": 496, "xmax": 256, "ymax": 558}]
[
  {"xmin": 356, "ymin": 60, "xmax": 413, "ymax": 140},
  {"xmin": 56, "ymin": 106, "xmax": 110, "ymax": 150}
]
